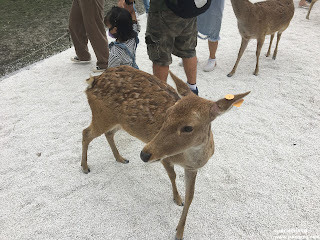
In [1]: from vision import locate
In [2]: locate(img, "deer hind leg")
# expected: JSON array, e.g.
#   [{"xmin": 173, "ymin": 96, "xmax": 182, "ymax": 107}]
[
  {"xmin": 82, "ymin": 124, "xmax": 104, "ymax": 174},
  {"xmin": 266, "ymin": 34, "xmax": 274, "ymax": 57},
  {"xmin": 105, "ymin": 127, "xmax": 129, "ymax": 164},
  {"xmin": 175, "ymin": 169, "xmax": 198, "ymax": 240},
  {"xmin": 254, "ymin": 36, "xmax": 266, "ymax": 76},
  {"xmin": 306, "ymin": 0, "xmax": 317, "ymax": 19},
  {"xmin": 162, "ymin": 159, "xmax": 183, "ymax": 206},
  {"xmin": 272, "ymin": 32, "xmax": 283, "ymax": 60},
  {"xmin": 227, "ymin": 37, "xmax": 249, "ymax": 77}
]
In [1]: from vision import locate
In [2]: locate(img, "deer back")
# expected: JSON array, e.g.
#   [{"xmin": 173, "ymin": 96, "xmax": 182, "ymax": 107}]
[
  {"xmin": 85, "ymin": 66, "xmax": 180, "ymax": 143},
  {"xmin": 232, "ymin": 0, "xmax": 294, "ymax": 37}
]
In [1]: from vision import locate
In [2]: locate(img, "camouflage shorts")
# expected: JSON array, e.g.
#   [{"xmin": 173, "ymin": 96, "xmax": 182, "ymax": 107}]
[{"xmin": 145, "ymin": 11, "xmax": 197, "ymax": 66}]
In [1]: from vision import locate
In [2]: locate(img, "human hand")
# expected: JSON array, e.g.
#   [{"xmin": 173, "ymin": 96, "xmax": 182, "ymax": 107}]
[{"xmin": 118, "ymin": 0, "xmax": 125, "ymax": 8}]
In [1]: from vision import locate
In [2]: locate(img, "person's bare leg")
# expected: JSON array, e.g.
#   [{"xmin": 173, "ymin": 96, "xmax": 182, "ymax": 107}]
[
  {"xmin": 182, "ymin": 56, "xmax": 197, "ymax": 85},
  {"xmin": 299, "ymin": 0, "xmax": 309, "ymax": 7},
  {"xmin": 203, "ymin": 40, "xmax": 218, "ymax": 72},
  {"xmin": 208, "ymin": 40, "xmax": 218, "ymax": 59},
  {"xmin": 153, "ymin": 64, "xmax": 169, "ymax": 82}
]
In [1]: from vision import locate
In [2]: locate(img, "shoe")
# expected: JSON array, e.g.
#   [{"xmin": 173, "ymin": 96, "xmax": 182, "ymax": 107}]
[
  {"xmin": 203, "ymin": 58, "xmax": 217, "ymax": 72},
  {"xmin": 191, "ymin": 87, "xmax": 198, "ymax": 96},
  {"xmin": 92, "ymin": 66, "xmax": 106, "ymax": 73},
  {"xmin": 70, "ymin": 56, "xmax": 91, "ymax": 63}
]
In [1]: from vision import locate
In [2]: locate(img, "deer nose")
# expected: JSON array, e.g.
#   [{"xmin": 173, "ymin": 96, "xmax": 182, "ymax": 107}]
[{"xmin": 140, "ymin": 151, "xmax": 151, "ymax": 162}]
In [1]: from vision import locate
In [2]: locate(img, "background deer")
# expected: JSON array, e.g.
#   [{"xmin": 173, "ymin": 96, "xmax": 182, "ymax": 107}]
[
  {"xmin": 227, "ymin": 0, "xmax": 294, "ymax": 77},
  {"xmin": 306, "ymin": 0, "xmax": 318, "ymax": 19},
  {"xmin": 82, "ymin": 66, "xmax": 250, "ymax": 240}
]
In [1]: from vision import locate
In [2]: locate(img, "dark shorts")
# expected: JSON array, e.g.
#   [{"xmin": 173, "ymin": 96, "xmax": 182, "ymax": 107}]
[{"xmin": 145, "ymin": 11, "xmax": 197, "ymax": 66}]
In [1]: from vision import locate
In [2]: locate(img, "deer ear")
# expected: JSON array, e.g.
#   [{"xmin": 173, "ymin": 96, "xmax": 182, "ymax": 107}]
[
  {"xmin": 209, "ymin": 91, "xmax": 251, "ymax": 120},
  {"xmin": 168, "ymin": 70, "xmax": 192, "ymax": 97}
]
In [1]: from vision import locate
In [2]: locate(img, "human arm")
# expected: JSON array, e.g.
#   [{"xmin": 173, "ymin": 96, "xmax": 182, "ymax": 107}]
[{"xmin": 122, "ymin": 0, "xmax": 137, "ymax": 22}]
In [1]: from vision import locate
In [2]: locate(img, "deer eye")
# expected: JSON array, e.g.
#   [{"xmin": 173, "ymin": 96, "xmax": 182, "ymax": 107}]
[{"xmin": 181, "ymin": 126, "xmax": 193, "ymax": 132}]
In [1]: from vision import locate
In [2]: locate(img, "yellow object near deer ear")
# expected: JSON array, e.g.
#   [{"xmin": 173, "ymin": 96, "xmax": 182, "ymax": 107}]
[
  {"xmin": 233, "ymin": 99, "xmax": 244, "ymax": 107},
  {"xmin": 225, "ymin": 94, "xmax": 235, "ymax": 100}
]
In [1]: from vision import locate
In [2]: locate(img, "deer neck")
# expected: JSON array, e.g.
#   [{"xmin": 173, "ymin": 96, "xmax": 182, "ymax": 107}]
[
  {"xmin": 183, "ymin": 124, "xmax": 215, "ymax": 170},
  {"xmin": 230, "ymin": 0, "xmax": 254, "ymax": 22}
]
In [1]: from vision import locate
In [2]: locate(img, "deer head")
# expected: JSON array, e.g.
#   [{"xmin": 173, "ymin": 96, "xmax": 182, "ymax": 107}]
[{"xmin": 140, "ymin": 71, "xmax": 250, "ymax": 162}]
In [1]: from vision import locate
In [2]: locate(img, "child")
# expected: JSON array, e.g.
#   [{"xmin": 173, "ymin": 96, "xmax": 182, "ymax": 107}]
[{"xmin": 100, "ymin": 6, "xmax": 140, "ymax": 71}]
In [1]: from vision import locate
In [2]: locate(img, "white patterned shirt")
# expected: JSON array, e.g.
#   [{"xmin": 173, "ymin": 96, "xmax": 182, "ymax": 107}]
[{"xmin": 108, "ymin": 23, "xmax": 140, "ymax": 68}]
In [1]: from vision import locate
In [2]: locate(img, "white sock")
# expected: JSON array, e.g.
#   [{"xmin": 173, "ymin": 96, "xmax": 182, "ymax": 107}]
[{"xmin": 187, "ymin": 82, "xmax": 197, "ymax": 90}]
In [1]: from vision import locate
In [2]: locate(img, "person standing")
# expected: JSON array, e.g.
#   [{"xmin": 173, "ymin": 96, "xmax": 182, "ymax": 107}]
[
  {"xmin": 197, "ymin": 0, "xmax": 225, "ymax": 72},
  {"xmin": 144, "ymin": 0, "xmax": 199, "ymax": 95},
  {"xmin": 69, "ymin": 0, "xmax": 109, "ymax": 72}
]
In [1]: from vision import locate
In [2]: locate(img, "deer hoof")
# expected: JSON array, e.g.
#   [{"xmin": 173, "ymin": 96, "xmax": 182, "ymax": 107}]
[
  {"xmin": 116, "ymin": 159, "xmax": 129, "ymax": 164},
  {"xmin": 272, "ymin": 56, "xmax": 276, "ymax": 60},
  {"xmin": 117, "ymin": 159, "xmax": 129, "ymax": 164},
  {"xmin": 173, "ymin": 196, "xmax": 184, "ymax": 206},
  {"xmin": 227, "ymin": 72, "xmax": 234, "ymax": 77},
  {"xmin": 174, "ymin": 198, "xmax": 184, "ymax": 206},
  {"xmin": 82, "ymin": 167, "xmax": 90, "ymax": 174}
]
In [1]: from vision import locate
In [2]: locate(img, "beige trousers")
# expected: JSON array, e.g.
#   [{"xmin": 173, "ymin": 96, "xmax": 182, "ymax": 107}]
[{"xmin": 69, "ymin": 0, "xmax": 109, "ymax": 68}]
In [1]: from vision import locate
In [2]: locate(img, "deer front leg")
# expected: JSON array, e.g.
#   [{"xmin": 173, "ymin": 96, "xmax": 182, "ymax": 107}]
[
  {"xmin": 254, "ymin": 36, "xmax": 265, "ymax": 76},
  {"xmin": 162, "ymin": 159, "xmax": 183, "ymax": 206},
  {"xmin": 175, "ymin": 169, "xmax": 197, "ymax": 240},
  {"xmin": 266, "ymin": 34, "xmax": 274, "ymax": 57},
  {"xmin": 227, "ymin": 37, "xmax": 249, "ymax": 77},
  {"xmin": 272, "ymin": 32, "xmax": 282, "ymax": 60}
]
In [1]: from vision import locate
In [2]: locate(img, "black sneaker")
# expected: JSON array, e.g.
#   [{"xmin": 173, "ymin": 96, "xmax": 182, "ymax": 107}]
[{"xmin": 191, "ymin": 87, "xmax": 198, "ymax": 96}]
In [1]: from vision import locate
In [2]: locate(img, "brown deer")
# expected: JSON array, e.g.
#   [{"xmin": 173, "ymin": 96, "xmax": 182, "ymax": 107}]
[
  {"xmin": 306, "ymin": 0, "xmax": 318, "ymax": 19},
  {"xmin": 227, "ymin": 0, "xmax": 294, "ymax": 77},
  {"xmin": 82, "ymin": 65, "xmax": 250, "ymax": 240}
]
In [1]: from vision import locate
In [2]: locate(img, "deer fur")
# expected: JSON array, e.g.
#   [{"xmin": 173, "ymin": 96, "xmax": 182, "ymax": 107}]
[
  {"xmin": 306, "ymin": 0, "xmax": 318, "ymax": 19},
  {"xmin": 82, "ymin": 65, "xmax": 250, "ymax": 240},
  {"xmin": 228, "ymin": 0, "xmax": 294, "ymax": 77}
]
